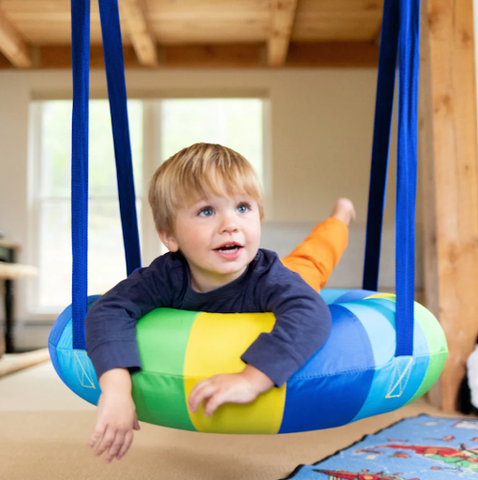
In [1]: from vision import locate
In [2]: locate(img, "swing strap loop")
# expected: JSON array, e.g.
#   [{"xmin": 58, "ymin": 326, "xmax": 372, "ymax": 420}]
[
  {"xmin": 363, "ymin": 0, "xmax": 420, "ymax": 357},
  {"xmin": 71, "ymin": 0, "xmax": 141, "ymax": 350}
]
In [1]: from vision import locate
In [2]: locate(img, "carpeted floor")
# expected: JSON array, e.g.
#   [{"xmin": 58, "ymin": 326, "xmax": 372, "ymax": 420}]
[{"xmin": 0, "ymin": 362, "xmax": 465, "ymax": 480}]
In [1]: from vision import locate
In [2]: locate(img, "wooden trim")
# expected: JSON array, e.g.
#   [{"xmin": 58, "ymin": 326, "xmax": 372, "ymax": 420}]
[
  {"xmin": 0, "ymin": 9, "xmax": 32, "ymax": 68},
  {"xmin": 268, "ymin": 0, "xmax": 299, "ymax": 67},
  {"xmin": 0, "ymin": 42, "xmax": 379, "ymax": 69},
  {"xmin": 419, "ymin": 0, "xmax": 478, "ymax": 411},
  {"xmin": 119, "ymin": 0, "xmax": 158, "ymax": 67}
]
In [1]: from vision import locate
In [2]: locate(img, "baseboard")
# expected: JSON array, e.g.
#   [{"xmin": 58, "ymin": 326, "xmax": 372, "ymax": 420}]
[{"xmin": 0, "ymin": 348, "xmax": 50, "ymax": 377}]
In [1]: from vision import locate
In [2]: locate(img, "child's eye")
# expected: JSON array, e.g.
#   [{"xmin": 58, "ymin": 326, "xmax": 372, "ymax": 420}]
[
  {"xmin": 236, "ymin": 203, "xmax": 250, "ymax": 214},
  {"xmin": 198, "ymin": 207, "xmax": 214, "ymax": 217}
]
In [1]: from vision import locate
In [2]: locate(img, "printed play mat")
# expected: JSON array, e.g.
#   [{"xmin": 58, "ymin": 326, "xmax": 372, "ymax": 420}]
[{"xmin": 282, "ymin": 414, "xmax": 478, "ymax": 479}]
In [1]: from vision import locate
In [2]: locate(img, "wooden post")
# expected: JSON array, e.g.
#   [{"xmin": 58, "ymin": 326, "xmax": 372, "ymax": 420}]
[{"xmin": 419, "ymin": 0, "xmax": 478, "ymax": 411}]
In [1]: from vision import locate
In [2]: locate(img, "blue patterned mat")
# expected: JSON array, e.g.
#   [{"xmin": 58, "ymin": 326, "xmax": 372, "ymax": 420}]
[{"xmin": 282, "ymin": 415, "xmax": 478, "ymax": 479}]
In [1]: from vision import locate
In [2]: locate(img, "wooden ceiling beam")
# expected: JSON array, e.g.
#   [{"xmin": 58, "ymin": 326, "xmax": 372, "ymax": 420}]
[
  {"xmin": 0, "ymin": 8, "xmax": 32, "ymax": 68},
  {"xmin": 268, "ymin": 0, "xmax": 299, "ymax": 67},
  {"xmin": 119, "ymin": 0, "xmax": 158, "ymax": 67},
  {"xmin": 0, "ymin": 42, "xmax": 379, "ymax": 70}
]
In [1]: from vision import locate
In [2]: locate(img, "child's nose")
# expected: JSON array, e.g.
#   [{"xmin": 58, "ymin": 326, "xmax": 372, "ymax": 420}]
[{"xmin": 219, "ymin": 213, "xmax": 239, "ymax": 233}]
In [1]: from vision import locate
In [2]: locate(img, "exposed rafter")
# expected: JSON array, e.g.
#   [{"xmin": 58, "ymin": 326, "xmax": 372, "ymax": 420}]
[
  {"xmin": 119, "ymin": 0, "xmax": 158, "ymax": 67},
  {"xmin": 0, "ymin": 8, "xmax": 32, "ymax": 68},
  {"xmin": 268, "ymin": 0, "xmax": 299, "ymax": 67}
]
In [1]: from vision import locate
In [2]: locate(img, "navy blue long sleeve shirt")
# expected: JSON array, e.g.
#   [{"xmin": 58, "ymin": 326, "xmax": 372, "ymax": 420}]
[{"xmin": 85, "ymin": 248, "xmax": 331, "ymax": 387}]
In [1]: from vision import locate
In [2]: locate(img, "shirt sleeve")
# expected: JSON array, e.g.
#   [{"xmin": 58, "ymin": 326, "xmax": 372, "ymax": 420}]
[
  {"xmin": 85, "ymin": 254, "xmax": 181, "ymax": 380},
  {"xmin": 240, "ymin": 256, "xmax": 332, "ymax": 387}
]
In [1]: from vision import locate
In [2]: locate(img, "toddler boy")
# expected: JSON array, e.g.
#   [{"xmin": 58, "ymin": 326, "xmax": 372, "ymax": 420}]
[{"xmin": 85, "ymin": 143, "xmax": 355, "ymax": 463}]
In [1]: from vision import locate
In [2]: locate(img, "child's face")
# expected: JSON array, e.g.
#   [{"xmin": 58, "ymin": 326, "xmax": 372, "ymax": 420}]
[{"xmin": 159, "ymin": 190, "xmax": 261, "ymax": 292}]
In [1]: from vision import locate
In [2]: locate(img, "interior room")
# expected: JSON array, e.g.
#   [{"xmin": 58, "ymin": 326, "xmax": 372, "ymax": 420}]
[{"xmin": 1, "ymin": 1, "xmax": 477, "ymax": 479}]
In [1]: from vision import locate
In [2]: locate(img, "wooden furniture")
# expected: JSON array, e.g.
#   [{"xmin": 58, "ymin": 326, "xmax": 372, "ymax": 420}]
[{"xmin": 0, "ymin": 241, "xmax": 38, "ymax": 355}]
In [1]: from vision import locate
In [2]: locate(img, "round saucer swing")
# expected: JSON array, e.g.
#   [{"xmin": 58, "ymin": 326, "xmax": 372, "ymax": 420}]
[{"xmin": 49, "ymin": 0, "xmax": 447, "ymax": 434}]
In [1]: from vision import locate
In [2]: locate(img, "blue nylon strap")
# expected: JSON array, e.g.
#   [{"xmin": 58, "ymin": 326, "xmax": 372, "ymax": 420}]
[
  {"xmin": 362, "ymin": 0, "xmax": 399, "ymax": 292},
  {"xmin": 71, "ymin": 0, "xmax": 90, "ymax": 350},
  {"xmin": 71, "ymin": 0, "xmax": 418, "ymax": 357},
  {"xmin": 395, "ymin": 0, "xmax": 420, "ymax": 356},
  {"xmin": 98, "ymin": 0, "xmax": 141, "ymax": 276},
  {"xmin": 363, "ymin": 0, "xmax": 419, "ymax": 357},
  {"xmin": 70, "ymin": 0, "xmax": 142, "ymax": 350}
]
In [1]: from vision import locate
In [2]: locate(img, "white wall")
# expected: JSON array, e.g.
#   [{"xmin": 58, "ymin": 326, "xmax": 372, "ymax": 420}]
[{"xmin": 0, "ymin": 67, "xmax": 415, "ymax": 348}]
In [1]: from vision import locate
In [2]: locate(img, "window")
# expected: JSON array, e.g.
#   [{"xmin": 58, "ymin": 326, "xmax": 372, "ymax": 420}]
[
  {"xmin": 161, "ymin": 99, "xmax": 264, "ymax": 181},
  {"xmin": 29, "ymin": 97, "xmax": 267, "ymax": 315},
  {"xmin": 29, "ymin": 100, "xmax": 143, "ymax": 312}
]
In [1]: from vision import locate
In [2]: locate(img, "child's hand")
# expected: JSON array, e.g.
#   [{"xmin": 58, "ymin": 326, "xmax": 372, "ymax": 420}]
[
  {"xmin": 188, "ymin": 365, "xmax": 274, "ymax": 417},
  {"xmin": 88, "ymin": 368, "xmax": 140, "ymax": 464},
  {"xmin": 88, "ymin": 391, "xmax": 140, "ymax": 463}
]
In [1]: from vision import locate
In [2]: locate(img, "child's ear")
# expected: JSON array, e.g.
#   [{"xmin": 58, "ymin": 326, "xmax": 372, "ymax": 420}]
[{"xmin": 158, "ymin": 230, "xmax": 179, "ymax": 252}]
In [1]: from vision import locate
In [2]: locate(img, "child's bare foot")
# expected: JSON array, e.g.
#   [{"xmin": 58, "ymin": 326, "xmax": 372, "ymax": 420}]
[{"xmin": 330, "ymin": 198, "xmax": 356, "ymax": 226}]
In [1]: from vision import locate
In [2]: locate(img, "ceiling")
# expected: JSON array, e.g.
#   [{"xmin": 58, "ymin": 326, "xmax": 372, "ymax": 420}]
[{"xmin": 0, "ymin": 0, "xmax": 384, "ymax": 69}]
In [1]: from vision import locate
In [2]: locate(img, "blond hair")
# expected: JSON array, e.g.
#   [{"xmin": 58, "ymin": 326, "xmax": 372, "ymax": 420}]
[{"xmin": 148, "ymin": 143, "xmax": 264, "ymax": 234}]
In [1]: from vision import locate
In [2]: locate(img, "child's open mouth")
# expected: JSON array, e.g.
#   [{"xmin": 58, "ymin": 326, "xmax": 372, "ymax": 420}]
[{"xmin": 214, "ymin": 244, "xmax": 243, "ymax": 259}]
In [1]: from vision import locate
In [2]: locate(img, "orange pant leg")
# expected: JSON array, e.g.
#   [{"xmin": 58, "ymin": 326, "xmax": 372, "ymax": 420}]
[{"xmin": 280, "ymin": 218, "xmax": 348, "ymax": 293}]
